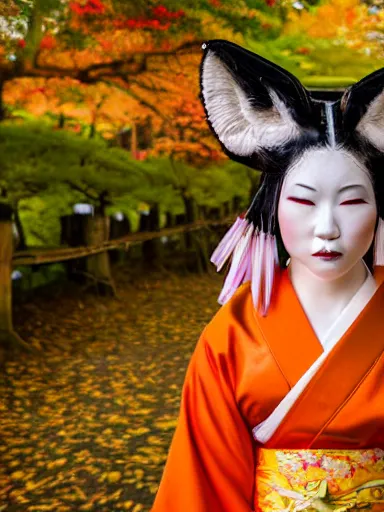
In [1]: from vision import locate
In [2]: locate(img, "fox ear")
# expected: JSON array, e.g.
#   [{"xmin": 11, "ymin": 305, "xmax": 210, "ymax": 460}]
[
  {"xmin": 341, "ymin": 67, "xmax": 384, "ymax": 151},
  {"xmin": 199, "ymin": 40, "xmax": 314, "ymax": 162}
]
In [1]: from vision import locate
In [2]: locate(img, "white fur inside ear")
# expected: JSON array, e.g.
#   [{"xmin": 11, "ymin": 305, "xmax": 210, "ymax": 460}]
[
  {"xmin": 356, "ymin": 90, "xmax": 384, "ymax": 151},
  {"xmin": 201, "ymin": 51, "xmax": 302, "ymax": 156}
]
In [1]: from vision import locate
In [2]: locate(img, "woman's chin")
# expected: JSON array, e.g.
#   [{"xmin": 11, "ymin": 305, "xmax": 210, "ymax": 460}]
[
  {"xmin": 307, "ymin": 260, "xmax": 360, "ymax": 282},
  {"xmin": 293, "ymin": 257, "xmax": 353, "ymax": 281}
]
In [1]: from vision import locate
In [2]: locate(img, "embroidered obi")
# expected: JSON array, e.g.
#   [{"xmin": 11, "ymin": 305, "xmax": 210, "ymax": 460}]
[{"xmin": 255, "ymin": 448, "xmax": 384, "ymax": 511}]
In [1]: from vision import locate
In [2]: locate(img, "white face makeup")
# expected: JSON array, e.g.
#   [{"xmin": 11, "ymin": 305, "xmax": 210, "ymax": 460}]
[{"xmin": 277, "ymin": 148, "xmax": 377, "ymax": 281}]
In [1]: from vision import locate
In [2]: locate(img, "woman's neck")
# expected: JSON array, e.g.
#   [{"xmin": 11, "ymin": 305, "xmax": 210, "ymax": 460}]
[{"xmin": 289, "ymin": 259, "xmax": 368, "ymax": 321}]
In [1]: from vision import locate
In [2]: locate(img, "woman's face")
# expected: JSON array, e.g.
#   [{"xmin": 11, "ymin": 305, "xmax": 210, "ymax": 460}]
[{"xmin": 277, "ymin": 148, "xmax": 377, "ymax": 280}]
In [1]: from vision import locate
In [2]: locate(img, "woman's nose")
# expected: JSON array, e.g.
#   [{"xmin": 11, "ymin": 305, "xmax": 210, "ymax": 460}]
[{"xmin": 313, "ymin": 208, "xmax": 340, "ymax": 240}]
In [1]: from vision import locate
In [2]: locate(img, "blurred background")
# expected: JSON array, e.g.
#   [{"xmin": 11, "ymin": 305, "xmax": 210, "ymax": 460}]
[{"xmin": 0, "ymin": 0, "xmax": 383, "ymax": 510}]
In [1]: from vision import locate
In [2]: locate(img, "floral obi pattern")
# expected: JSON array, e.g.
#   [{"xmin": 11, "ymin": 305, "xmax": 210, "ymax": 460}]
[{"xmin": 255, "ymin": 448, "xmax": 384, "ymax": 511}]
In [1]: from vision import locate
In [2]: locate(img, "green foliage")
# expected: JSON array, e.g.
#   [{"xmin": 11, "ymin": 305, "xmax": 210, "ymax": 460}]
[
  {"xmin": 0, "ymin": 120, "xmax": 147, "ymax": 205},
  {"xmin": 0, "ymin": 120, "xmax": 149, "ymax": 245},
  {"xmin": 303, "ymin": 76, "xmax": 356, "ymax": 88},
  {"xmin": 2, "ymin": 122, "xmax": 252, "ymax": 246},
  {"xmin": 19, "ymin": 184, "xmax": 82, "ymax": 247},
  {"xmin": 246, "ymin": 36, "xmax": 311, "ymax": 78},
  {"xmin": 298, "ymin": 44, "xmax": 382, "ymax": 81},
  {"xmin": 191, "ymin": 161, "xmax": 253, "ymax": 208},
  {"xmin": 246, "ymin": 35, "xmax": 382, "ymax": 83},
  {"xmin": 13, "ymin": 263, "xmax": 67, "ymax": 291}
]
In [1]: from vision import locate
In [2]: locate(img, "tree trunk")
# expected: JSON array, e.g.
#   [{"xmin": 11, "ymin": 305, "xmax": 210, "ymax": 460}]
[
  {"xmin": 182, "ymin": 196, "xmax": 210, "ymax": 274},
  {"xmin": 141, "ymin": 204, "xmax": 164, "ymax": 271},
  {"xmin": 165, "ymin": 212, "xmax": 175, "ymax": 228},
  {"xmin": 89, "ymin": 123, "xmax": 96, "ymax": 139},
  {"xmin": 22, "ymin": 0, "xmax": 44, "ymax": 72},
  {"xmin": 13, "ymin": 205, "xmax": 27, "ymax": 250},
  {"xmin": 0, "ymin": 80, "xmax": 6, "ymax": 121},
  {"xmin": 199, "ymin": 205, "xmax": 208, "ymax": 219},
  {"xmin": 60, "ymin": 213, "xmax": 89, "ymax": 281},
  {"xmin": 0, "ymin": 221, "xmax": 14, "ymax": 335},
  {"xmin": 58, "ymin": 113, "xmax": 65, "ymax": 129},
  {"xmin": 0, "ymin": 206, "xmax": 31, "ymax": 352},
  {"xmin": 109, "ymin": 214, "xmax": 131, "ymax": 264},
  {"xmin": 84, "ymin": 215, "xmax": 116, "ymax": 295},
  {"xmin": 183, "ymin": 196, "xmax": 197, "ymax": 249},
  {"xmin": 131, "ymin": 122, "xmax": 137, "ymax": 156}
]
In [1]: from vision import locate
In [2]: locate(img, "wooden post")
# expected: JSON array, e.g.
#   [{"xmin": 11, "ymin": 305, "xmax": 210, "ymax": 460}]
[
  {"xmin": 0, "ymin": 204, "xmax": 30, "ymax": 351},
  {"xmin": 0, "ymin": 221, "xmax": 14, "ymax": 334},
  {"xmin": 60, "ymin": 213, "xmax": 89, "ymax": 281},
  {"xmin": 181, "ymin": 196, "xmax": 211, "ymax": 274},
  {"xmin": 85, "ymin": 214, "xmax": 116, "ymax": 295},
  {"xmin": 109, "ymin": 214, "xmax": 131, "ymax": 264},
  {"xmin": 141, "ymin": 204, "xmax": 164, "ymax": 271}
]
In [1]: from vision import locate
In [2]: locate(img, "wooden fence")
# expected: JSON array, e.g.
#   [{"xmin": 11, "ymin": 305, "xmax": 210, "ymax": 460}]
[
  {"xmin": 12, "ymin": 216, "xmax": 235, "ymax": 266},
  {"xmin": 2, "ymin": 215, "xmax": 235, "ymax": 351}
]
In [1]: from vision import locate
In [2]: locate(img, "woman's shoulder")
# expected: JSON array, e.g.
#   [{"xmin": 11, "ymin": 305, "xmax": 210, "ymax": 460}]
[
  {"xmin": 374, "ymin": 265, "xmax": 384, "ymax": 286},
  {"xmin": 203, "ymin": 281, "xmax": 256, "ymax": 354}
]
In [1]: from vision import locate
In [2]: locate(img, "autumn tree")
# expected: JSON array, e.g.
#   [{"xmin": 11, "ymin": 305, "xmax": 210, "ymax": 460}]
[{"xmin": 0, "ymin": 0, "xmax": 282, "ymax": 120}]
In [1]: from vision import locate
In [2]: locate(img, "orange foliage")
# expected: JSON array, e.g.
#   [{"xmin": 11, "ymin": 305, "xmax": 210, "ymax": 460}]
[
  {"xmin": 4, "ymin": 42, "xmax": 224, "ymax": 163},
  {"xmin": 0, "ymin": 1, "xmax": 260, "ymax": 165},
  {"xmin": 4, "ymin": 78, "xmax": 153, "ymax": 138},
  {"xmin": 146, "ymin": 59, "xmax": 225, "ymax": 166},
  {"xmin": 284, "ymin": 0, "xmax": 368, "ymax": 40},
  {"xmin": 283, "ymin": 0, "xmax": 384, "ymax": 59}
]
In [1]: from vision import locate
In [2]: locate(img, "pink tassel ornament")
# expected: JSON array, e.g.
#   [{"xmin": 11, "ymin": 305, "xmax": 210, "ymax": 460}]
[
  {"xmin": 250, "ymin": 231, "xmax": 278, "ymax": 316},
  {"xmin": 210, "ymin": 216, "xmax": 249, "ymax": 271},
  {"xmin": 218, "ymin": 223, "xmax": 254, "ymax": 305},
  {"xmin": 251, "ymin": 230, "xmax": 264, "ymax": 311},
  {"xmin": 212, "ymin": 216, "xmax": 279, "ymax": 315},
  {"xmin": 243, "ymin": 242, "xmax": 253, "ymax": 284},
  {"xmin": 261, "ymin": 234, "xmax": 277, "ymax": 316}
]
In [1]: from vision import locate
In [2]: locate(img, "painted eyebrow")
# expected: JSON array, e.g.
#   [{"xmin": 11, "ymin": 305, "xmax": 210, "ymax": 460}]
[
  {"xmin": 338, "ymin": 184, "xmax": 366, "ymax": 193},
  {"xmin": 294, "ymin": 183, "xmax": 366, "ymax": 193},
  {"xmin": 294, "ymin": 183, "xmax": 316, "ymax": 191}
]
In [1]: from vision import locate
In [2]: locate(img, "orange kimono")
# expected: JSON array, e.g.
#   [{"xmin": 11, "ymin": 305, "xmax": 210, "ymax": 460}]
[{"xmin": 151, "ymin": 268, "xmax": 384, "ymax": 512}]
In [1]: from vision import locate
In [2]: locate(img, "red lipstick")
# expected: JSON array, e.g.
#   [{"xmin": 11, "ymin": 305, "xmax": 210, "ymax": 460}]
[{"xmin": 312, "ymin": 250, "xmax": 342, "ymax": 260}]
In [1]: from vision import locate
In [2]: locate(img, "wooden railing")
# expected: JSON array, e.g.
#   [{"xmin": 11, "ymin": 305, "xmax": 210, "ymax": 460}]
[
  {"xmin": 12, "ymin": 216, "xmax": 236, "ymax": 266},
  {"xmin": 3, "ymin": 215, "xmax": 236, "ymax": 350}
]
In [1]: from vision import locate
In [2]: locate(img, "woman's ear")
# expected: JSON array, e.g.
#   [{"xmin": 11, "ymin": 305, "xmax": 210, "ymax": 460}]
[
  {"xmin": 341, "ymin": 67, "xmax": 384, "ymax": 151},
  {"xmin": 199, "ymin": 40, "xmax": 314, "ymax": 162}
]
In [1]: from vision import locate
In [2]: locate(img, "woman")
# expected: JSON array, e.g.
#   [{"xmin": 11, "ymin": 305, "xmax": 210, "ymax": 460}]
[{"xmin": 151, "ymin": 40, "xmax": 384, "ymax": 511}]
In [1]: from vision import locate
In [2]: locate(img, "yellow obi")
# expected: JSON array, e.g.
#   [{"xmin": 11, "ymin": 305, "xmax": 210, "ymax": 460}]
[{"xmin": 255, "ymin": 448, "xmax": 384, "ymax": 511}]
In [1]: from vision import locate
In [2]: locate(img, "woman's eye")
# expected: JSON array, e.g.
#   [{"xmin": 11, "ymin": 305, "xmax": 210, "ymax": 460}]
[
  {"xmin": 287, "ymin": 197, "xmax": 315, "ymax": 205},
  {"xmin": 340, "ymin": 199, "xmax": 367, "ymax": 205}
]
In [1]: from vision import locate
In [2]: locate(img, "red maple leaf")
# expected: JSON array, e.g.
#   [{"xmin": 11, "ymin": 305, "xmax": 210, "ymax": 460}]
[
  {"xmin": 40, "ymin": 35, "xmax": 56, "ymax": 50},
  {"xmin": 69, "ymin": 0, "xmax": 106, "ymax": 16}
]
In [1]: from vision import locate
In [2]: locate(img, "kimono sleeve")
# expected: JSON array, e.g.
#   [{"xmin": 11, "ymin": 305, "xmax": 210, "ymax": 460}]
[{"xmin": 151, "ymin": 326, "xmax": 256, "ymax": 512}]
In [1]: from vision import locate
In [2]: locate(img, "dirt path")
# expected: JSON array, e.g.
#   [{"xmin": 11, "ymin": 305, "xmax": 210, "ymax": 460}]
[{"xmin": 0, "ymin": 269, "xmax": 223, "ymax": 511}]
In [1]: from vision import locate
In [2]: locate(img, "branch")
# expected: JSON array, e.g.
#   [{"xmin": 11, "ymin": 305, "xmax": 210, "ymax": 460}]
[
  {"xmin": 7, "ymin": 40, "xmax": 203, "ymax": 83},
  {"xmin": 103, "ymin": 72, "xmax": 177, "ymax": 120},
  {"xmin": 64, "ymin": 180, "xmax": 98, "ymax": 201},
  {"xmin": 128, "ymin": 77, "xmax": 169, "ymax": 94},
  {"xmin": 30, "ymin": 228, "xmax": 49, "ymax": 245},
  {"xmin": 13, "ymin": 215, "xmax": 238, "ymax": 267},
  {"xmin": 120, "ymin": 83, "xmax": 170, "ymax": 121}
]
